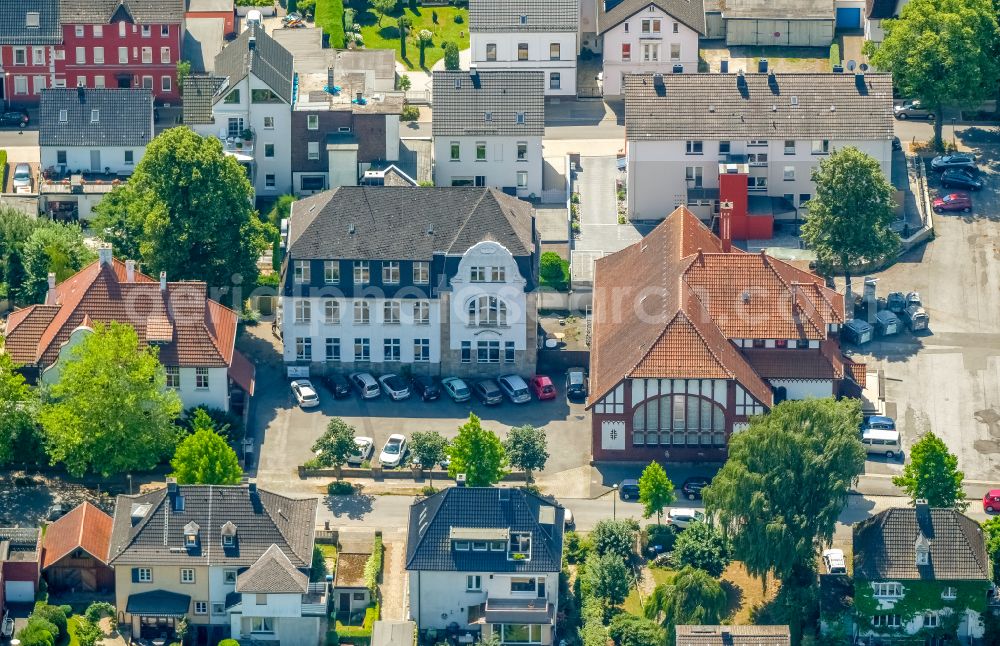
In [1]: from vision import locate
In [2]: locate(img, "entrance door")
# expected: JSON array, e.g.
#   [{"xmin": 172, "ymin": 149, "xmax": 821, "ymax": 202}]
[
  {"xmin": 339, "ymin": 592, "xmax": 350, "ymax": 612},
  {"xmin": 90, "ymin": 150, "xmax": 101, "ymax": 172}
]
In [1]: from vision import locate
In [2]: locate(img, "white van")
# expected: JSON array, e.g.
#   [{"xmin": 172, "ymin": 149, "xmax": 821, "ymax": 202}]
[{"xmin": 862, "ymin": 428, "xmax": 901, "ymax": 458}]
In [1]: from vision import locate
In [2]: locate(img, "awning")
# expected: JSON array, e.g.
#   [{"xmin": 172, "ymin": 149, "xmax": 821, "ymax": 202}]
[
  {"xmin": 484, "ymin": 598, "xmax": 553, "ymax": 624},
  {"xmin": 126, "ymin": 590, "xmax": 191, "ymax": 617},
  {"xmin": 229, "ymin": 350, "xmax": 256, "ymax": 396}
]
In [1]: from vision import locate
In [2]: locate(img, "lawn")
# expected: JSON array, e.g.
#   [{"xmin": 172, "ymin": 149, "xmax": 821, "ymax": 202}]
[
  {"xmin": 66, "ymin": 615, "xmax": 86, "ymax": 646},
  {"xmin": 350, "ymin": 0, "xmax": 469, "ymax": 70},
  {"xmin": 623, "ymin": 566, "xmax": 674, "ymax": 616},
  {"xmin": 720, "ymin": 561, "xmax": 780, "ymax": 624}
]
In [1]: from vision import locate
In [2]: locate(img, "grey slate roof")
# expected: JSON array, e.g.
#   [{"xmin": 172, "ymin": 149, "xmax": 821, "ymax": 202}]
[
  {"xmin": 0, "ymin": 0, "xmax": 61, "ymax": 45},
  {"xmin": 236, "ymin": 544, "xmax": 309, "ymax": 594},
  {"xmin": 287, "ymin": 187, "xmax": 536, "ymax": 260},
  {"xmin": 470, "ymin": 0, "xmax": 579, "ymax": 33},
  {"xmin": 60, "ymin": 0, "xmax": 185, "ymax": 24},
  {"xmin": 675, "ymin": 625, "xmax": 791, "ymax": 646},
  {"xmin": 598, "ymin": 0, "xmax": 706, "ymax": 36},
  {"xmin": 432, "ymin": 70, "xmax": 545, "ymax": 138},
  {"xmin": 182, "ymin": 75, "xmax": 226, "ymax": 124},
  {"xmin": 108, "ymin": 484, "xmax": 317, "ymax": 568},
  {"xmin": 853, "ymin": 506, "xmax": 990, "ymax": 581},
  {"xmin": 214, "ymin": 24, "xmax": 294, "ymax": 105},
  {"xmin": 405, "ymin": 487, "xmax": 564, "ymax": 573},
  {"xmin": 39, "ymin": 88, "xmax": 154, "ymax": 148},
  {"xmin": 624, "ymin": 72, "xmax": 894, "ymax": 141},
  {"xmin": 724, "ymin": 0, "xmax": 833, "ymax": 20}
]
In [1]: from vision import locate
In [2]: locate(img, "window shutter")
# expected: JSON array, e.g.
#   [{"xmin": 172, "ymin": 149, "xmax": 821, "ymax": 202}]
[{"xmin": 131, "ymin": 568, "xmax": 140, "ymax": 582}]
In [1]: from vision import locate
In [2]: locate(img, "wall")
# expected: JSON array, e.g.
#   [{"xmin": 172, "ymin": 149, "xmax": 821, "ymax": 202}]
[
  {"xmin": 176, "ymin": 366, "xmax": 230, "ymax": 411},
  {"xmin": 328, "ymin": 146, "xmax": 359, "ymax": 188},
  {"xmin": 114, "ymin": 564, "xmax": 216, "ymax": 626},
  {"xmin": 1, "ymin": 45, "xmax": 59, "ymax": 107},
  {"xmin": 238, "ymin": 592, "xmax": 303, "ymax": 617},
  {"xmin": 41, "ymin": 144, "xmax": 147, "ymax": 175},
  {"xmin": 186, "ymin": 10, "xmax": 236, "ymax": 35},
  {"xmin": 600, "ymin": 6, "xmax": 700, "ymax": 95},
  {"xmin": 768, "ymin": 378, "xmax": 834, "ymax": 400},
  {"xmin": 408, "ymin": 570, "xmax": 559, "ymax": 631},
  {"xmin": 724, "ymin": 18, "xmax": 834, "ymax": 47},
  {"xmin": 232, "ymin": 613, "xmax": 320, "ymax": 643},
  {"xmin": 470, "ymin": 31, "xmax": 578, "ymax": 96},
  {"xmin": 433, "ymin": 135, "xmax": 544, "ymax": 198}
]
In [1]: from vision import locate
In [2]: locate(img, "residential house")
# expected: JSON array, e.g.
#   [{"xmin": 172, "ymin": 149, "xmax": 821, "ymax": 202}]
[
  {"xmin": 675, "ymin": 625, "xmax": 791, "ymax": 645},
  {"xmin": 2, "ymin": 245, "xmax": 256, "ymax": 413},
  {"xmin": 432, "ymin": 69, "xmax": 545, "ymax": 199},
  {"xmin": 623, "ymin": 71, "xmax": 894, "ymax": 230},
  {"xmin": 182, "ymin": 24, "xmax": 294, "ymax": 197},
  {"xmin": 40, "ymin": 502, "xmax": 115, "ymax": 593},
  {"xmin": 280, "ymin": 187, "xmax": 540, "ymax": 378},
  {"xmin": 183, "ymin": 0, "xmax": 237, "ymax": 73},
  {"xmin": 587, "ymin": 206, "xmax": 863, "ymax": 462},
  {"xmin": 469, "ymin": 0, "xmax": 579, "ymax": 96},
  {"xmin": 0, "ymin": 529, "xmax": 41, "ymax": 609},
  {"xmin": 595, "ymin": 0, "xmax": 705, "ymax": 96},
  {"xmin": 852, "ymin": 501, "xmax": 991, "ymax": 640},
  {"xmin": 0, "ymin": 0, "xmax": 62, "ymax": 107},
  {"xmin": 108, "ymin": 480, "xmax": 323, "ymax": 644},
  {"xmin": 406, "ymin": 487, "xmax": 564, "ymax": 644},
  {"xmin": 58, "ymin": 0, "xmax": 184, "ymax": 102},
  {"xmin": 703, "ymin": 0, "xmax": 834, "ymax": 47},
  {"xmin": 864, "ymin": 0, "xmax": 909, "ymax": 42}
]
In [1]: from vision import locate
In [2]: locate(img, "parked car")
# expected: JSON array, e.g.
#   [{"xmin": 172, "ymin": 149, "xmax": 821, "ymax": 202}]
[
  {"xmin": 930, "ymin": 153, "xmax": 976, "ymax": 172},
  {"xmin": 822, "ymin": 548, "xmax": 848, "ymax": 574},
  {"xmin": 529, "ymin": 375, "xmax": 557, "ymax": 400},
  {"xmin": 667, "ymin": 508, "xmax": 706, "ymax": 529},
  {"xmin": 566, "ymin": 367, "xmax": 588, "ymax": 400},
  {"xmin": 347, "ymin": 436, "xmax": 375, "ymax": 466},
  {"xmin": 498, "ymin": 374, "xmax": 531, "ymax": 404},
  {"xmin": 410, "ymin": 375, "xmax": 441, "ymax": 402},
  {"xmin": 379, "ymin": 433, "xmax": 407, "ymax": 468},
  {"xmin": 862, "ymin": 415, "xmax": 896, "ymax": 431},
  {"xmin": 862, "ymin": 428, "xmax": 901, "ymax": 459},
  {"xmin": 618, "ymin": 479, "xmax": 640, "ymax": 500},
  {"xmin": 0, "ymin": 111, "xmax": 28, "ymax": 128},
  {"xmin": 933, "ymin": 192, "xmax": 972, "ymax": 213},
  {"xmin": 290, "ymin": 379, "xmax": 320, "ymax": 408},
  {"xmin": 473, "ymin": 379, "xmax": 504, "ymax": 405},
  {"xmin": 941, "ymin": 168, "xmax": 985, "ymax": 191},
  {"xmin": 378, "ymin": 374, "xmax": 410, "ymax": 401},
  {"xmin": 441, "ymin": 377, "xmax": 471, "ymax": 403},
  {"xmin": 984, "ymin": 489, "xmax": 1000, "ymax": 513},
  {"xmin": 564, "ymin": 508, "xmax": 575, "ymax": 529},
  {"xmin": 320, "ymin": 374, "xmax": 351, "ymax": 399},
  {"xmin": 681, "ymin": 476, "xmax": 711, "ymax": 501},
  {"xmin": 11, "ymin": 164, "xmax": 31, "ymax": 191},
  {"xmin": 350, "ymin": 372, "xmax": 381, "ymax": 399},
  {"xmin": 893, "ymin": 100, "xmax": 934, "ymax": 120}
]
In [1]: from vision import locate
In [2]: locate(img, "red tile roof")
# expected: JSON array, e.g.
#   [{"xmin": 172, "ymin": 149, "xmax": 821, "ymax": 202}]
[
  {"xmin": 589, "ymin": 207, "xmax": 848, "ymax": 407},
  {"xmin": 41, "ymin": 502, "xmax": 113, "ymax": 569},
  {"xmin": 229, "ymin": 350, "xmax": 256, "ymax": 397}
]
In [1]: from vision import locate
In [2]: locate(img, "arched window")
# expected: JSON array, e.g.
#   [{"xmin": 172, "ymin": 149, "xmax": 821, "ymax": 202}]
[
  {"xmin": 632, "ymin": 394, "xmax": 725, "ymax": 447},
  {"xmin": 466, "ymin": 295, "xmax": 508, "ymax": 327}
]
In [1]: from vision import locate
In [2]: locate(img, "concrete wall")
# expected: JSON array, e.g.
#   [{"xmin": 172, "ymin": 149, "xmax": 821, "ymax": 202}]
[
  {"xmin": 600, "ymin": 6, "xmax": 700, "ymax": 95},
  {"xmin": 433, "ymin": 135, "xmax": 543, "ymax": 198},
  {"xmin": 470, "ymin": 31, "xmax": 578, "ymax": 96},
  {"xmin": 41, "ymin": 144, "xmax": 147, "ymax": 174},
  {"xmin": 725, "ymin": 19, "xmax": 834, "ymax": 47}
]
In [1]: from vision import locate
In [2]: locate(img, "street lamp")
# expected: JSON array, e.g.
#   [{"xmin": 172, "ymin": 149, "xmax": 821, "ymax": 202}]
[
  {"xmin": 951, "ymin": 117, "xmax": 957, "ymax": 149},
  {"xmin": 612, "ymin": 484, "xmax": 618, "ymax": 520}
]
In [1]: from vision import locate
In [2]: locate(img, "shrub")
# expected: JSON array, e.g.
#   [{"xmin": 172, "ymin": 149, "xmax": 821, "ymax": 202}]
[
  {"xmin": 31, "ymin": 605, "xmax": 66, "ymax": 639},
  {"xmin": 564, "ymin": 530, "xmax": 592, "ymax": 564},
  {"xmin": 454, "ymin": 13, "xmax": 463, "ymax": 23},
  {"xmin": 444, "ymin": 42, "xmax": 460, "ymax": 70},
  {"xmin": 84, "ymin": 602, "xmax": 116, "ymax": 627},
  {"xmin": 363, "ymin": 535, "xmax": 384, "ymax": 593},
  {"xmin": 644, "ymin": 523, "xmax": 677, "ymax": 553},
  {"xmin": 401, "ymin": 104, "xmax": 420, "ymax": 121},
  {"xmin": 16, "ymin": 621, "xmax": 54, "ymax": 646},
  {"xmin": 180, "ymin": 406, "xmax": 243, "ymax": 442},
  {"xmin": 0, "ymin": 150, "xmax": 7, "ymax": 182},
  {"xmin": 539, "ymin": 251, "xmax": 569, "ymax": 290},
  {"xmin": 219, "ymin": 639, "xmax": 241, "ymax": 646},
  {"xmin": 829, "ymin": 43, "xmax": 840, "ymax": 70},
  {"xmin": 328, "ymin": 481, "xmax": 355, "ymax": 495},
  {"xmin": 590, "ymin": 518, "xmax": 639, "ymax": 562},
  {"xmin": 672, "ymin": 521, "xmax": 731, "ymax": 577},
  {"xmin": 421, "ymin": 485, "xmax": 438, "ymax": 496}
]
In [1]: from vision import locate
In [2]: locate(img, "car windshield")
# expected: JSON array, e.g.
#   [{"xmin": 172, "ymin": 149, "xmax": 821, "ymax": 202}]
[
  {"xmin": 384, "ymin": 442, "xmax": 401, "ymax": 454},
  {"xmin": 542, "ymin": 385, "xmax": 554, "ymax": 392},
  {"xmin": 455, "ymin": 386, "xmax": 469, "ymax": 396},
  {"xmin": 13, "ymin": 168, "xmax": 29, "ymax": 179},
  {"xmin": 386, "ymin": 376, "xmax": 404, "ymax": 389},
  {"xmin": 569, "ymin": 372, "xmax": 584, "ymax": 385}
]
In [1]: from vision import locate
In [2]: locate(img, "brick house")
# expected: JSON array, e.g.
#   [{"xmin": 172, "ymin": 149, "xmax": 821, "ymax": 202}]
[{"xmin": 0, "ymin": 0, "xmax": 62, "ymax": 107}]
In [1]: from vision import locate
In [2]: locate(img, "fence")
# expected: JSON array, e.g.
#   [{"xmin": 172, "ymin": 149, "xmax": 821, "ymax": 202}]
[{"xmin": 404, "ymin": 90, "xmax": 431, "ymax": 105}]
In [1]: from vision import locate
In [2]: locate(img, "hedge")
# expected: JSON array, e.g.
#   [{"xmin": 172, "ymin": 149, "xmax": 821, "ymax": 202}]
[
  {"xmin": 829, "ymin": 43, "xmax": 840, "ymax": 71},
  {"xmin": 363, "ymin": 536, "xmax": 383, "ymax": 593},
  {"xmin": 0, "ymin": 149, "xmax": 7, "ymax": 186},
  {"xmin": 315, "ymin": 0, "xmax": 346, "ymax": 48}
]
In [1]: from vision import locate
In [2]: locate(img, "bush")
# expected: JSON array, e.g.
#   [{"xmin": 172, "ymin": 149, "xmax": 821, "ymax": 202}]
[
  {"xmin": 328, "ymin": 481, "xmax": 355, "ymax": 495},
  {"xmin": 454, "ymin": 13, "xmax": 463, "ymax": 23},
  {"xmin": 444, "ymin": 42, "xmax": 460, "ymax": 70},
  {"xmin": 180, "ymin": 406, "xmax": 243, "ymax": 442},
  {"xmin": 829, "ymin": 43, "xmax": 840, "ymax": 70},
  {"xmin": 84, "ymin": 601, "xmax": 116, "ymax": 627},
  {"xmin": 219, "ymin": 639, "xmax": 241, "ymax": 646},
  {"xmin": 644, "ymin": 523, "xmax": 677, "ymax": 552},
  {"xmin": 590, "ymin": 518, "xmax": 639, "ymax": 563},
  {"xmin": 672, "ymin": 521, "xmax": 731, "ymax": 577},
  {"xmin": 0, "ymin": 150, "xmax": 7, "ymax": 182},
  {"xmin": 421, "ymin": 485, "xmax": 438, "ymax": 496},
  {"xmin": 564, "ymin": 530, "xmax": 592, "ymax": 564},
  {"xmin": 400, "ymin": 104, "xmax": 420, "ymax": 121},
  {"xmin": 16, "ymin": 622, "xmax": 54, "ymax": 646},
  {"xmin": 364, "ymin": 536, "xmax": 384, "ymax": 593},
  {"xmin": 539, "ymin": 251, "xmax": 569, "ymax": 290},
  {"xmin": 31, "ymin": 605, "xmax": 66, "ymax": 639}
]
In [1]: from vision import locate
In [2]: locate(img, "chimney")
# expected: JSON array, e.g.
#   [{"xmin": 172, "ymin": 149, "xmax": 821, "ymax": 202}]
[
  {"xmin": 45, "ymin": 272, "xmax": 56, "ymax": 305},
  {"xmin": 247, "ymin": 478, "xmax": 257, "ymax": 495},
  {"xmin": 469, "ymin": 64, "xmax": 478, "ymax": 77},
  {"xmin": 248, "ymin": 35, "xmax": 256, "ymax": 52},
  {"xmin": 159, "ymin": 271, "xmax": 167, "ymax": 291},
  {"xmin": 166, "ymin": 477, "xmax": 178, "ymax": 494},
  {"xmin": 125, "ymin": 259, "xmax": 136, "ymax": 283},
  {"xmin": 97, "ymin": 243, "xmax": 113, "ymax": 266},
  {"xmin": 915, "ymin": 498, "xmax": 931, "ymax": 527}
]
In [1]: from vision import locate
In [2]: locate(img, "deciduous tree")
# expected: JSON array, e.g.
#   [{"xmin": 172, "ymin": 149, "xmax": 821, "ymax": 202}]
[
  {"xmin": 371, "ymin": 0, "xmax": 397, "ymax": 26},
  {"xmin": 17, "ymin": 222, "xmax": 94, "ymax": 304},
  {"xmin": 893, "ymin": 431, "xmax": 966, "ymax": 509},
  {"xmin": 444, "ymin": 41, "xmax": 460, "ymax": 70},
  {"xmin": 638, "ymin": 461, "xmax": 674, "ymax": 524},
  {"xmin": 447, "ymin": 414, "xmax": 507, "ymax": 486},
  {"xmin": 410, "ymin": 430, "xmax": 449, "ymax": 484},
  {"xmin": 582, "ymin": 551, "xmax": 630, "ymax": 610},
  {"xmin": 643, "ymin": 567, "xmax": 727, "ymax": 637},
  {"xmin": 503, "ymin": 424, "xmax": 548, "ymax": 482},
  {"xmin": 672, "ymin": 521, "xmax": 731, "ymax": 577},
  {"xmin": 170, "ymin": 412, "xmax": 242, "ymax": 485},
  {"xmin": 590, "ymin": 518, "xmax": 639, "ymax": 563},
  {"xmin": 311, "ymin": 417, "xmax": 357, "ymax": 478},
  {"xmin": 607, "ymin": 613, "xmax": 665, "ymax": 646},
  {"xmin": 0, "ymin": 343, "xmax": 41, "ymax": 467}
]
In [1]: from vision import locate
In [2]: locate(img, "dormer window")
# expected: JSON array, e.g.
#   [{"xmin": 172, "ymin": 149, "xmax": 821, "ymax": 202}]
[
  {"xmin": 484, "ymin": 112, "xmax": 492, "ymax": 122},
  {"xmin": 515, "ymin": 112, "xmax": 525, "ymax": 124},
  {"xmin": 519, "ymin": 14, "xmax": 527, "ymax": 24},
  {"xmin": 508, "ymin": 531, "xmax": 531, "ymax": 560},
  {"xmin": 223, "ymin": 535, "xmax": 234, "ymax": 547},
  {"xmin": 915, "ymin": 531, "xmax": 930, "ymax": 565},
  {"xmin": 183, "ymin": 521, "xmax": 200, "ymax": 548},
  {"xmin": 221, "ymin": 521, "xmax": 238, "ymax": 547},
  {"xmin": 26, "ymin": 12, "xmax": 40, "ymax": 27}
]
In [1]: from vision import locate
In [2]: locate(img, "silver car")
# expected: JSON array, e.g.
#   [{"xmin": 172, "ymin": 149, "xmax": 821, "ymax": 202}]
[
  {"xmin": 11, "ymin": 163, "xmax": 31, "ymax": 191},
  {"xmin": 893, "ymin": 100, "xmax": 934, "ymax": 120},
  {"xmin": 498, "ymin": 374, "xmax": 531, "ymax": 404}
]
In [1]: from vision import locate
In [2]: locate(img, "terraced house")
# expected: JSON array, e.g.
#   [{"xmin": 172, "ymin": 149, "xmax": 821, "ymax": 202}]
[{"xmin": 0, "ymin": 0, "xmax": 62, "ymax": 106}]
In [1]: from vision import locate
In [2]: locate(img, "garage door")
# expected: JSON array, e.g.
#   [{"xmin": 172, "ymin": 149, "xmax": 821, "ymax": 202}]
[
  {"xmin": 836, "ymin": 7, "xmax": 862, "ymax": 28},
  {"xmin": 5, "ymin": 580, "xmax": 34, "ymax": 603}
]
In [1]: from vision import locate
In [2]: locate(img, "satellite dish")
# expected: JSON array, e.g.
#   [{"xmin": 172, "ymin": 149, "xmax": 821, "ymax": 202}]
[
  {"xmin": 860, "ymin": 63, "xmax": 870, "ymax": 72},
  {"xmin": 847, "ymin": 59, "xmax": 857, "ymax": 71}
]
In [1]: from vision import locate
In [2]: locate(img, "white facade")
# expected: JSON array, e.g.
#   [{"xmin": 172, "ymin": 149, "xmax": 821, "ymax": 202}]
[
  {"xmin": 433, "ymin": 136, "xmax": 543, "ymax": 198},
  {"xmin": 864, "ymin": 0, "xmax": 908, "ymax": 42},
  {"xmin": 858, "ymin": 599, "xmax": 984, "ymax": 640},
  {"xmin": 229, "ymin": 592, "xmax": 323, "ymax": 643},
  {"xmin": 626, "ymin": 138, "xmax": 893, "ymax": 221},
  {"xmin": 40, "ymin": 144, "xmax": 147, "ymax": 175},
  {"xmin": 470, "ymin": 31, "xmax": 578, "ymax": 96},
  {"xmin": 600, "ymin": 6, "xmax": 700, "ymax": 95}
]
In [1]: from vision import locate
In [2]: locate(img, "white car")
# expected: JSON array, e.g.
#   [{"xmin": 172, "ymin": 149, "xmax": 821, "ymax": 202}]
[
  {"xmin": 667, "ymin": 508, "xmax": 705, "ymax": 529},
  {"xmin": 347, "ymin": 436, "xmax": 375, "ymax": 466},
  {"xmin": 822, "ymin": 548, "xmax": 847, "ymax": 574},
  {"xmin": 379, "ymin": 434, "xmax": 407, "ymax": 468},
  {"xmin": 290, "ymin": 379, "xmax": 320, "ymax": 408},
  {"xmin": 498, "ymin": 374, "xmax": 531, "ymax": 404},
  {"xmin": 378, "ymin": 374, "xmax": 410, "ymax": 401},
  {"xmin": 350, "ymin": 372, "xmax": 381, "ymax": 399}
]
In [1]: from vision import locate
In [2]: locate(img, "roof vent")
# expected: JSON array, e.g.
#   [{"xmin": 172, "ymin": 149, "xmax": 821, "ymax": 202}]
[
  {"xmin": 741, "ymin": 290, "xmax": 751, "ymax": 304},
  {"xmin": 830, "ymin": 105, "xmax": 836, "ymax": 111},
  {"xmin": 349, "ymin": 223, "xmax": 355, "ymax": 234},
  {"xmin": 708, "ymin": 104, "xmax": 715, "ymax": 113},
  {"xmin": 771, "ymin": 104, "xmax": 776, "ymax": 112},
  {"xmin": 790, "ymin": 96, "xmax": 798, "ymax": 106},
  {"xmin": 130, "ymin": 503, "xmax": 152, "ymax": 526},
  {"xmin": 427, "ymin": 224, "xmax": 434, "ymax": 235},
  {"xmin": 248, "ymin": 36, "xmax": 256, "ymax": 52}
]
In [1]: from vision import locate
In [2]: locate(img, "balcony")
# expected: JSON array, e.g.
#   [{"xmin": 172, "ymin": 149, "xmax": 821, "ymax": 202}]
[
  {"xmin": 219, "ymin": 137, "xmax": 254, "ymax": 159},
  {"xmin": 483, "ymin": 598, "xmax": 553, "ymax": 625}
]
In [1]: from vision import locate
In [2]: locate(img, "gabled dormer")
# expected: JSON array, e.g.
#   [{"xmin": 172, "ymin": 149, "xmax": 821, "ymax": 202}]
[
  {"xmin": 222, "ymin": 521, "xmax": 238, "ymax": 550},
  {"xmin": 183, "ymin": 521, "xmax": 200, "ymax": 549}
]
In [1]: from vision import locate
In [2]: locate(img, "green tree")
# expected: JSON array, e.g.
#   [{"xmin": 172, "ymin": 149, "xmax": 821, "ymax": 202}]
[
  {"xmin": 176, "ymin": 60, "xmax": 191, "ymax": 87},
  {"xmin": 638, "ymin": 461, "xmax": 675, "ymax": 524},
  {"xmin": 398, "ymin": 15, "xmax": 410, "ymax": 58},
  {"xmin": 503, "ymin": 424, "xmax": 548, "ymax": 483},
  {"xmin": 867, "ymin": 0, "xmax": 1000, "ymax": 150},
  {"xmin": 672, "ymin": 521, "xmax": 732, "ymax": 577},
  {"xmin": 170, "ymin": 422, "xmax": 242, "ymax": 485},
  {"xmin": 91, "ymin": 127, "xmax": 274, "ymax": 298},
  {"xmin": 800, "ymin": 146, "xmax": 899, "ymax": 291},
  {"xmin": 397, "ymin": 73, "xmax": 412, "ymax": 92},
  {"xmin": 582, "ymin": 551, "xmax": 630, "ymax": 609},
  {"xmin": 38, "ymin": 322, "xmax": 181, "ymax": 477},
  {"xmin": 16, "ymin": 621, "xmax": 55, "ymax": 646},
  {"xmin": 310, "ymin": 544, "xmax": 328, "ymax": 581},
  {"xmin": 74, "ymin": 619, "xmax": 103, "ymax": 646},
  {"xmin": 892, "ymin": 431, "xmax": 966, "ymax": 510},
  {"xmin": 371, "ymin": 0, "xmax": 397, "ymax": 26},
  {"xmin": 982, "ymin": 516, "xmax": 1000, "ymax": 581},
  {"xmin": 409, "ymin": 430, "xmax": 449, "ymax": 484},
  {"xmin": 703, "ymin": 398, "xmax": 865, "ymax": 583},
  {"xmin": 418, "ymin": 30, "xmax": 432, "ymax": 68},
  {"xmin": 18, "ymin": 222, "xmax": 95, "ymax": 304},
  {"xmin": 311, "ymin": 417, "xmax": 357, "ymax": 477},
  {"xmin": 643, "ymin": 567, "xmax": 727, "ymax": 637},
  {"xmin": 31, "ymin": 606, "xmax": 67, "ymax": 641},
  {"xmin": 539, "ymin": 251, "xmax": 569, "ymax": 290},
  {"xmin": 297, "ymin": 0, "xmax": 316, "ymax": 16},
  {"xmin": 447, "ymin": 414, "xmax": 507, "ymax": 486},
  {"xmin": 444, "ymin": 41, "xmax": 460, "ymax": 70},
  {"xmin": 590, "ymin": 518, "xmax": 639, "ymax": 563},
  {"xmin": 0, "ymin": 344, "xmax": 41, "ymax": 467},
  {"xmin": 608, "ymin": 613, "xmax": 665, "ymax": 646}
]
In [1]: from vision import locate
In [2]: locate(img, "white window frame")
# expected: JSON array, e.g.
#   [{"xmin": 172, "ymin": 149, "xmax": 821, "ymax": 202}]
[
  {"xmin": 412, "ymin": 261, "xmax": 429, "ymax": 284},
  {"xmin": 326, "ymin": 300, "xmax": 342, "ymax": 324},
  {"xmin": 414, "ymin": 301, "xmax": 430, "ymax": 325},
  {"xmin": 294, "ymin": 260, "xmax": 311, "ymax": 283},
  {"xmin": 414, "ymin": 338, "xmax": 430, "ymax": 362},
  {"xmin": 180, "ymin": 568, "xmax": 195, "ymax": 584},
  {"xmin": 307, "ymin": 114, "xmax": 319, "ymax": 130},
  {"xmin": 382, "ymin": 261, "xmax": 400, "ymax": 284},
  {"xmin": 353, "ymin": 301, "xmax": 370, "ymax": 325},
  {"xmin": 307, "ymin": 141, "xmax": 320, "ymax": 160},
  {"xmin": 353, "ymin": 261, "xmax": 370, "ymax": 285},
  {"xmin": 141, "ymin": 47, "xmax": 152, "ymax": 64},
  {"xmin": 383, "ymin": 300, "xmax": 401, "ymax": 324},
  {"xmin": 137, "ymin": 568, "xmax": 153, "ymax": 582},
  {"xmin": 195, "ymin": 367, "xmax": 209, "ymax": 390},
  {"xmin": 466, "ymin": 574, "xmax": 482, "ymax": 591}
]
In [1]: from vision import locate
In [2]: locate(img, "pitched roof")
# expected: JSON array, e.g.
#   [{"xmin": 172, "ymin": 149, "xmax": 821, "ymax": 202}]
[
  {"xmin": 676, "ymin": 625, "xmax": 791, "ymax": 646},
  {"xmin": 0, "ymin": 0, "xmax": 61, "ymax": 44},
  {"xmin": 866, "ymin": 0, "xmax": 900, "ymax": 19},
  {"xmin": 598, "ymin": 0, "xmax": 706, "ymax": 35},
  {"xmin": 470, "ymin": 0, "xmax": 579, "ymax": 33},
  {"xmin": 108, "ymin": 484, "xmax": 317, "ymax": 567},
  {"xmin": 723, "ymin": 0, "xmax": 833, "ymax": 20},
  {"xmin": 406, "ymin": 487, "xmax": 564, "ymax": 573},
  {"xmin": 853, "ymin": 506, "xmax": 990, "ymax": 581},
  {"xmin": 624, "ymin": 72, "xmax": 894, "ymax": 141},
  {"xmin": 3, "ymin": 256, "xmax": 238, "ymax": 369},
  {"xmin": 236, "ymin": 544, "xmax": 309, "ymax": 593},
  {"xmin": 588, "ymin": 207, "xmax": 846, "ymax": 406},
  {"xmin": 41, "ymin": 502, "xmax": 114, "ymax": 570},
  {"xmin": 60, "ymin": 0, "xmax": 185, "ymax": 24},
  {"xmin": 286, "ymin": 187, "xmax": 536, "ymax": 260},
  {"xmin": 39, "ymin": 88, "xmax": 154, "ymax": 148},
  {"xmin": 432, "ymin": 71, "xmax": 545, "ymax": 138},
  {"xmin": 182, "ymin": 75, "xmax": 227, "ymax": 124},
  {"xmin": 214, "ymin": 24, "xmax": 294, "ymax": 104}
]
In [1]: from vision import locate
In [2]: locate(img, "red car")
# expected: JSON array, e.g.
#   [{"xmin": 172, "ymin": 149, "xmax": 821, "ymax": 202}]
[
  {"xmin": 933, "ymin": 192, "xmax": 972, "ymax": 213},
  {"xmin": 529, "ymin": 375, "xmax": 556, "ymax": 400},
  {"xmin": 985, "ymin": 490, "xmax": 1000, "ymax": 513}
]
